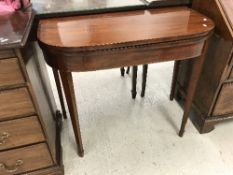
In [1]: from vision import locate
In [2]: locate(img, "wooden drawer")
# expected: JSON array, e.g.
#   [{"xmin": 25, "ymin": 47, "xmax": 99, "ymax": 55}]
[
  {"xmin": 0, "ymin": 88, "xmax": 35, "ymax": 121},
  {"xmin": 0, "ymin": 58, "xmax": 25, "ymax": 88},
  {"xmin": 26, "ymin": 167, "xmax": 64, "ymax": 175},
  {"xmin": 0, "ymin": 116, "xmax": 45, "ymax": 151},
  {"xmin": 0, "ymin": 143, "xmax": 53, "ymax": 175},
  {"xmin": 0, "ymin": 50, "xmax": 15, "ymax": 59},
  {"xmin": 213, "ymin": 82, "xmax": 233, "ymax": 116}
]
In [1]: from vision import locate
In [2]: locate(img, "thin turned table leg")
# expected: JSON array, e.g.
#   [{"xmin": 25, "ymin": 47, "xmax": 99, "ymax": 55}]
[
  {"xmin": 179, "ymin": 41, "xmax": 209, "ymax": 137},
  {"xmin": 59, "ymin": 71, "xmax": 84, "ymax": 157},
  {"xmin": 126, "ymin": 67, "xmax": 130, "ymax": 74},
  {"xmin": 120, "ymin": 67, "xmax": 125, "ymax": 77},
  {"xmin": 141, "ymin": 64, "xmax": 148, "ymax": 97},
  {"xmin": 170, "ymin": 61, "xmax": 181, "ymax": 101},
  {"xmin": 53, "ymin": 69, "xmax": 67, "ymax": 119},
  {"xmin": 131, "ymin": 66, "xmax": 138, "ymax": 99}
]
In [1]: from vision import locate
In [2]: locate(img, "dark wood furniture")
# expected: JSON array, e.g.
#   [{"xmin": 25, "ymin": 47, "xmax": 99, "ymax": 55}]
[
  {"xmin": 120, "ymin": 67, "xmax": 130, "ymax": 76},
  {"xmin": 121, "ymin": 65, "xmax": 148, "ymax": 99},
  {"xmin": 132, "ymin": 65, "xmax": 149, "ymax": 98},
  {"xmin": 0, "ymin": 12, "xmax": 63, "ymax": 175},
  {"xmin": 38, "ymin": 7, "xmax": 214, "ymax": 157},
  {"xmin": 174, "ymin": 0, "xmax": 233, "ymax": 133}
]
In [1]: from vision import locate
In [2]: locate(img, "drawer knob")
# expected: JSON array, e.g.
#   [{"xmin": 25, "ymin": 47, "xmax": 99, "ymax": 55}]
[
  {"xmin": 0, "ymin": 132, "xmax": 10, "ymax": 145},
  {"xmin": 0, "ymin": 159, "xmax": 23, "ymax": 173}
]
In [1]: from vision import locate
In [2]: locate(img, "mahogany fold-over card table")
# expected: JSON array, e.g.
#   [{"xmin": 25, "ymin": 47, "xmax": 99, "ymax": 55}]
[{"xmin": 37, "ymin": 7, "xmax": 214, "ymax": 157}]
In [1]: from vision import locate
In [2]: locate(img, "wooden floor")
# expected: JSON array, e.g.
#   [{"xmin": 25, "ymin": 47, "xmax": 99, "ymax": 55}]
[{"xmin": 48, "ymin": 62, "xmax": 233, "ymax": 175}]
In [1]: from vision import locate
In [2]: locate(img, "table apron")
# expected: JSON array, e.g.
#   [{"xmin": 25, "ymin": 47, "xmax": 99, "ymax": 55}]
[{"xmin": 41, "ymin": 39, "xmax": 205, "ymax": 72}]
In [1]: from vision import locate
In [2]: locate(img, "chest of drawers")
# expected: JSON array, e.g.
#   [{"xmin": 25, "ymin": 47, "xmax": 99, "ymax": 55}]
[{"xmin": 0, "ymin": 11, "xmax": 63, "ymax": 175}]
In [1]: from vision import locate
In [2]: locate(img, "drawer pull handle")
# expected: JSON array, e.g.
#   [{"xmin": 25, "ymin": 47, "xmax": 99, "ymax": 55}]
[
  {"xmin": 0, "ymin": 132, "xmax": 10, "ymax": 145},
  {"xmin": 0, "ymin": 159, "xmax": 23, "ymax": 173}
]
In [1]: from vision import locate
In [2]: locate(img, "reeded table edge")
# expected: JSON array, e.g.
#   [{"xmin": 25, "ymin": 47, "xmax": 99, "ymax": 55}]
[{"xmin": 38, "ymin": 32, "xmax": 213, "ymax": 53}]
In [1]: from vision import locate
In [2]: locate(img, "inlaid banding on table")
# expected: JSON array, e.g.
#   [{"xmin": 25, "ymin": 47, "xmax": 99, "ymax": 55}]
[
  {"xmin": 40, "ymin": 34, "xmax": 208, "ymax": 53},
  {"xmin": 41, "ymin": 38, "xmax": 205, "ymax": 72}
]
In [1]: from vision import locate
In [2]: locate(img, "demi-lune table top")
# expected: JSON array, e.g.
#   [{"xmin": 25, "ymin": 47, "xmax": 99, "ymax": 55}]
[{"xmin": 38, "ymin": 7, "xmax": 214, "ymax": 50}]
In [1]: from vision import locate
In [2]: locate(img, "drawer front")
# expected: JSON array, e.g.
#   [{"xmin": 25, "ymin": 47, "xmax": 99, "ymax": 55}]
[
  {"xmin": 0, "ymin": 58, "xmax": 25, "ymax": 88},
  {"xmin": 0, "ymin": 88, "xmax": 35, "ymax": 121},
  {"xmin": 213, "ymin": 82, "xmax": 233, "ymax": 116},
  {"xmin": 0, "ymin": 116, "xmax": 45, "ymax": 151},
  {"xmin": 0, "ymin": 143, "xmax": 53, "ymax": 175},
  {"xmin": 0, "ymin": 50, "xmax": 15, "ymax": 59},
  {"xmin": 26, "ymin": 167, "xmax": 63, "ymax": 175}
]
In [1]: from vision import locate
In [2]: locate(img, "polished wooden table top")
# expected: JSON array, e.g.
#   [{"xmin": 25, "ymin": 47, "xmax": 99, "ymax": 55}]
[{"xmin": 38, "ymin": 7, "xmax": 214, "ymax": 50}]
